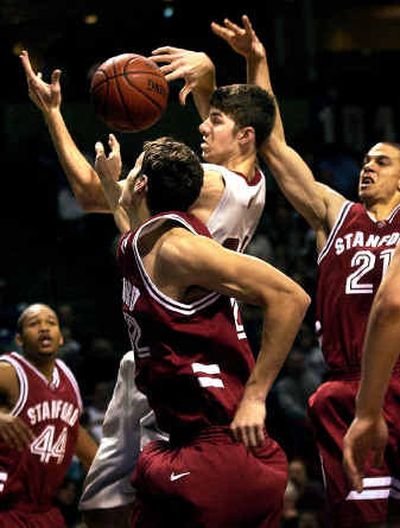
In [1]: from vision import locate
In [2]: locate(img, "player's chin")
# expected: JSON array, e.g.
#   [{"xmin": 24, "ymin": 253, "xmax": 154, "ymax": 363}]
[
  {"xmin": 201, "ymin": 150, "xmax": 216, "ymax": 163},
  {"xmin": 37, "ymin": 345, "xmax": 58, "ymax": 356}
]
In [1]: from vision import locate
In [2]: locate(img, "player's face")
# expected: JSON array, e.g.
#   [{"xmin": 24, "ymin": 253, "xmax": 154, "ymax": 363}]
[
  {"xmin": 16, "ymin": 305, "xmax": 63, "ymax": 361},
  {"xmin": 199, "ymin": 108, "xmax": 240, "ymax": 164},
  {"xmin": 359, "ymin": 143, "xmax": 400, "ymax": 205}
]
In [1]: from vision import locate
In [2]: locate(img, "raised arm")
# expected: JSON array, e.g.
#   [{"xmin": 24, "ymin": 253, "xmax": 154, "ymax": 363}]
[
  {"xmin": 94, "ymin": 138, "xmax": 130, "ymax": 233},
  {"xmin": 161, "ymin": 230, "xmax": 310, "ymax": 448},
  {"xmin": 211, "ymin": 16, "xmax": 346, "ymax": 244},
  {"xmin": 19, "ymin": 50, "xmax": 114, "ymax": 213},
  {"xmin": 211, "ymin": 15, "xmax": 285, "ymax": 141},
  {"xmin": 343, "ymin": 245, "xmax": 400, "ymax": 491},
  {"xmin": 150, "ymin": 47, "xmax": 216, "ymax": 120}
]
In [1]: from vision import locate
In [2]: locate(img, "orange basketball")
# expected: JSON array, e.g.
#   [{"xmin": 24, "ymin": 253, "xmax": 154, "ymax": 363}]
[{"xmin": 90, "ymin": 53, "xmax": 169, "ymax": 132}]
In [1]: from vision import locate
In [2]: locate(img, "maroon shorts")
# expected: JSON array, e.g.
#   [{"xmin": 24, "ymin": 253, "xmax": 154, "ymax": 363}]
[
  {"xmin": 131, "ymin": 426, "xmax": 287, "ymax": 527},
  {"xmin": 0, "ymin": 506, "xmax": 65, "ymax": 528},
  {"xmin": 308, "ymin": 377, "xmax": 400, "ymax": 527}
]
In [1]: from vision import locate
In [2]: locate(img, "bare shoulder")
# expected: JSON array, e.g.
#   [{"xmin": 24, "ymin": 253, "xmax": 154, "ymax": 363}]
[
  {"xmin": 316, "ymin": 182, "xmax": 347, "ymax": 227},
  {"xmin": 158, "ymin": 227, "xmax": 219, "ymax": 269},
  {"xmin": 0, "ymin": 361, "xmax": 19, "ymax": 403},
  {"xmin": 0, "ymin": 360, "xmax": 18, "ymax": 380},
  {"xmin": 201, "ymin": 169, "xmax": 224, "ymax": 194}
]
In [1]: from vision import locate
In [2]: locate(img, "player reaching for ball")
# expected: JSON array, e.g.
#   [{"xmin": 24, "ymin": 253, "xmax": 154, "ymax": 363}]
[
  {"xmin": 98, "ymin": 135, "xmax": 309, "ymax": 527},
  {"xmin": 20, "ymin": 35, "xmax": 279, "ymax": 526},
  {"xmin": 219, "ymin": 13, "xmax": 400, "ymax": 528}
]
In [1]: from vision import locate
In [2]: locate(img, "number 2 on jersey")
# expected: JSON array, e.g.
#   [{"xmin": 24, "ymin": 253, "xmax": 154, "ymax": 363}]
[{"xmin": 345, "ymin": 248, "xmax": 394, "ymax": 294}]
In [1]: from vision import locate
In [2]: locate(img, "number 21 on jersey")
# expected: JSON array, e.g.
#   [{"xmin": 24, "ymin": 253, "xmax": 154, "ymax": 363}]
[{"xmin": 345, "ymin": 248, "xmax": 394, "ymax": 294}]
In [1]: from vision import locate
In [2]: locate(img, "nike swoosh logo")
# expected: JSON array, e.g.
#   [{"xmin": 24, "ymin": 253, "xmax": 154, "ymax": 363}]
[{"xmin": 170, "ymin": 471, "xmax": 191, "ymax": 482}]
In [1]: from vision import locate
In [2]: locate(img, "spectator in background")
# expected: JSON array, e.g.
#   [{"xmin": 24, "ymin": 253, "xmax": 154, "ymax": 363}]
[
  {"xmin": 281, "ymin": 480, "xmax": 300, "ymax": 528},
  {"xmin": 288, "ymin": 458, "xmax": 325, "ymax": 518},
  {"xmin": 84, "ymin": 381, "xmax": 114, "ymax": 443},
  {"xmin": 315, "ymin": 142, "xmax": 360, "ymax": 201},
  {"xmin": 274, "ymin": 349, "xmax": 319, "ymax": 459}
]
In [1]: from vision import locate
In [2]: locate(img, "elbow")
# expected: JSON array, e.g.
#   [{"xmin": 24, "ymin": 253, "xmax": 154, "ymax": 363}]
[
  {"xmin": 78, "ymin": 194, "xmax": 108, "ymax": 213},
  {"xmin": 295, "ymin": 287, "xmax": 311, "ymax": 318},
  {"xmin": 286, "ymin": 284, "xmax": 311, "ymax": 321}
]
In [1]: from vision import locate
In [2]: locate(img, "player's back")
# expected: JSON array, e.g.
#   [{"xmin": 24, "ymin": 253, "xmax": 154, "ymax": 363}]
[
  {"xmin": 117, "ymin": 212, "xmax": 255, "ymax": 439},
  {"xmin": 0, "ymin": 352, "xmax": 82, "ymax": 509},
  {"xmin": 316, "ymin": 201, "xmax": 400, "ymax": 374}
]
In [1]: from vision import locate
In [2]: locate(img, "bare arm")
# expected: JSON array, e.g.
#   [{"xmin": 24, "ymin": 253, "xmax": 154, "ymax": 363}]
[
  {"xmin": 211, "ymin": 15, "xmax": 285, "ymax": 141},
  {"xmin": 75, "ymin": 424, "xmax": 98, "ymax": 473},
  {"xmin": 150, "ymin": 47, "xmax": 216, "ymax": 120},
  {"xmin": 161, "ymin": 231, "xmax": 310, "ymax": 447},
  {"xmin": 211, "ymin": 16, "xmax": 345, "ymax": 240},
  {"xmin": 343, "ymin": 245, "xmax": 400, "ymax": 491},
  {"xmin": 19, "ymin": 50, "xmax": 114, "ymax": 213},
  {"xmin": 0, "ymin": 363, "xmax": 35, "ymax": 450}
]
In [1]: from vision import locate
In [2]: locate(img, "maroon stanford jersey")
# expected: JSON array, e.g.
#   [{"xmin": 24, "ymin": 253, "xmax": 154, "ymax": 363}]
[
  {"xmin": 0, "ymin": 352, "xmax": 82, "ymax": 509},
  {"xmin": 117, "ymin": 212, "xmax": 255, "ymax": 437},
  {"xmin": 316, "ymin": 201, "xmax": 400, "ymax": 373}
]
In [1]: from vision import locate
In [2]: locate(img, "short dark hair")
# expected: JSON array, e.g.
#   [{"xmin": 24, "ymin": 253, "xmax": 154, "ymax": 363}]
[
  {"xmin": 141, "ymin": 137, "xmax": 204, "ymax": 215},
  {"xmin": 16, "ymin": 303, "xmax": 58, "ymax": 333},
  {"xmin": 210, "ymin": 84, "xmax": 276, "ymax": 148}
]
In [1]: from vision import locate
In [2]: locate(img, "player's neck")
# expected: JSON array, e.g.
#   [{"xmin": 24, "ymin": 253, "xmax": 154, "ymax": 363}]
[
  {"xmin": 227, "ymin": 155, "xmax": 257, "ymax": 182},
  {"xmin": 366, "ymin": 198, "xmax": 400, "ymax": 221},
  {"xmin": 27, "ymin": 356, "xmax": 56, "ymax": 382},
  {"xmin": 128, "ymin": 201, "xmax": 149, "ymax": 230}
]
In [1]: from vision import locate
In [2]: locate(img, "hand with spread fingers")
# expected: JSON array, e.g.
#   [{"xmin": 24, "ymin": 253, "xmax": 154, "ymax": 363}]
[
  {"xmin": 94, "ymin": 134, "xmax": 122, "ymax": 183},
  {"xmin": 150, "ymin": 46, "xmax": 215, "ymax": 107},
  {"xmin": 211, "ymin": 14, "xmax": 265, "ymax": 60},
  {"xmin": 19, "ymin": 50, "xmax": 62, "ymax": 115}
]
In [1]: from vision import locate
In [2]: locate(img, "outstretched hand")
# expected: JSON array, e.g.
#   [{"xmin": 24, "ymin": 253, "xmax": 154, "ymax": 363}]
[
  {"xmin": 19, "ymin": 50, "xmax": 62, "ymax": 114},
  {"xmin": 94, "ymin": 134, "xmax": 122, "ymax": 182},
  {"xmin": 211, "ymin": 15, "xmax": 265, "ymax": 60},
  {"xmin": 343, "ymin": 414, "xmax": 388, "ymax": 493},
  {"xmin": 150, "ymin": 47, "xmax": 215, "ymax": 105},
  {"xmin": 230, "ymin": 397, "xmax": 266, "ymax": 448}
]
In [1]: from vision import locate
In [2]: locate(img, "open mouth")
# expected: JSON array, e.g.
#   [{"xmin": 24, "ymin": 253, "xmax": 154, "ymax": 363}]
[{"xmin": 360, "ymin": 175, "xmax": 375, "ymax": 189}]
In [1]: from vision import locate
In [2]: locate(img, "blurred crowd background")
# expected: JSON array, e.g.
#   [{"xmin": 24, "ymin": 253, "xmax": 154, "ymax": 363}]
[{"xmin": 1, "ymin": 1, "xmax": 400, "ymax": 526}]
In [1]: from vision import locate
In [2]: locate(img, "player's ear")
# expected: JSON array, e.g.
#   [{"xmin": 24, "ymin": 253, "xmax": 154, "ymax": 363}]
[
  {"xmin": 237, "ymin": 126, "xmax": 255, "ymax": 147},
  {"xmin": 134, "ymin": 174, "xmax": 148, "ymax": 194},
  {"xmin": 15, "ymin": 333, "xmax": 22, "ymax": 347}
]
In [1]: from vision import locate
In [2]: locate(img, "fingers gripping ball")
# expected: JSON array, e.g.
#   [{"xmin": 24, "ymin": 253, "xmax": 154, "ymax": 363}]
[{"xmin": 90, "ymin": 53, "xmax": 169, "ymax": 132}]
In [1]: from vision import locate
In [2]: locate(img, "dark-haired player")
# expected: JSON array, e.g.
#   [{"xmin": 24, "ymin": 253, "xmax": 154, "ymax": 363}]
[
  {"xmin": 103, "ymin": 135, "xmax": 309, "ymax": 526},
  {"xmin": 216, "ymin": 13, "xmax": 400, "ymax": 527},
  {"xmin": 0, "ymin": 303, "xmax": 97, "ymax": 527}
]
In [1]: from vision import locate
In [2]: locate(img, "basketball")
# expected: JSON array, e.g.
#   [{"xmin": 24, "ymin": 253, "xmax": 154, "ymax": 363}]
[{"xmin": 90, "ymin": 53, "xmax": 169, "ymax": 133}]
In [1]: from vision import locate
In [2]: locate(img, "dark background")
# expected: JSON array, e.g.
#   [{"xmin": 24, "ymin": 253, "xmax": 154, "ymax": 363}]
[
  {"xmin": 1, "ymin": 0, "xmax": 400, "ymax": 371},
  {"xmin": 1, "ymin": 2, "xmax": 400, "ymax": 523}
]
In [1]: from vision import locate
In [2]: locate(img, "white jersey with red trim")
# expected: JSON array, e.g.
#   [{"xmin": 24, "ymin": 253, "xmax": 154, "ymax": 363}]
[{"xmin": 203, "ymin": 163, "xmax": 266, "ymax": 252}]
